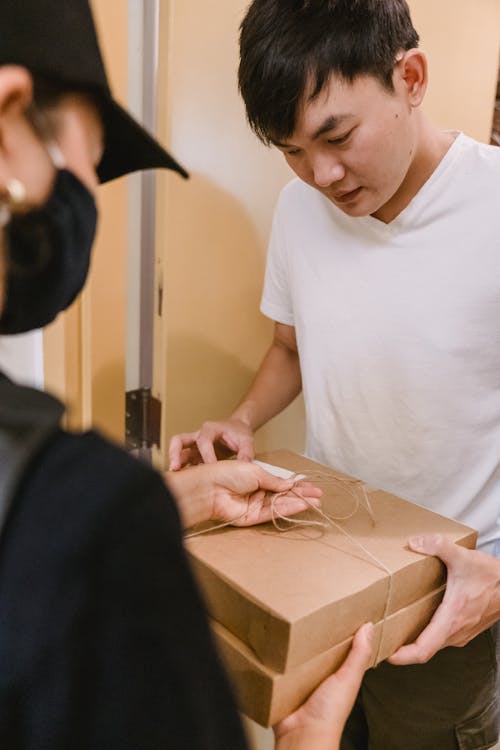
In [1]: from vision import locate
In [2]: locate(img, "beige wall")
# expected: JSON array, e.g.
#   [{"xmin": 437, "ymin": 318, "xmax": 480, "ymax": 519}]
[
  {"xmin": 82, "ymin": 0, "xmax": 128, "ymax": 442},
  {"xmin": 43, "ymin": 0, "xmax": 128, "ymax": 442},
  {"xmin": 154, "ymin": 0, "xmax": 306, "ymax": 464},
  {"xmin": 155, "ymin": 0, "xmax": 499, "ymax": 469},
  {"xmin": 411, "ymin": 0, "xmax": 500, "ymax": 141}
]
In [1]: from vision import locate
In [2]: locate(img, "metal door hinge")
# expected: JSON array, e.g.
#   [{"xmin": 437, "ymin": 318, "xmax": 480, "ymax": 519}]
[{"xmin": 125, "ymin": 388, "xmax": 161, "ymax": 450}]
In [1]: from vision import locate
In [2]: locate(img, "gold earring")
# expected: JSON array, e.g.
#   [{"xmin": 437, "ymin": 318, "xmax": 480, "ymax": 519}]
[
  {"xmin": 5, "ymin": 177, "xmax": 26, "ymax": 206},
  {"xmin": 0, "ymin": 177, "xmax": 27, "ymax": 226}
]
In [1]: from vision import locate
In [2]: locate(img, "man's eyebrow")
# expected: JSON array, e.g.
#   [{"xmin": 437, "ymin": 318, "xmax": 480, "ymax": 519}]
[
  {"xmin": 272, "ymin": 114, "xmax": 354, "ymax": 148},
  {"xmin": 272, "ymin": 138, "xmax": 295, "ymax": 149},
  {"xmin": 310, "ymin": 114, "xmax": 354, "ymax": 140}
]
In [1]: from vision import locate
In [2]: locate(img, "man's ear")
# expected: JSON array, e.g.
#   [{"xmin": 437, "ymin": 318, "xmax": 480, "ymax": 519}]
[
  {"xmin": 395, "ymin": 49, "xmax": 428, "ymax": 108},
  {"xmin": 0, "ymin": 66, "xmax": 33, "ymax": 117},
  {"xmin": 0, "ymin": 66, "xmax": 34, "ymax": 184},
  {"xmin": 0, "ymin": 66, "xmax": 33, "ymax": 155}
]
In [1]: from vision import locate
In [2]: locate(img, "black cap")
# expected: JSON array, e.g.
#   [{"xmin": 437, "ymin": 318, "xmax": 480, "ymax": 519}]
[{"xmin": 0, "ymin": 0, "xmax": 188, "ymax": 183}]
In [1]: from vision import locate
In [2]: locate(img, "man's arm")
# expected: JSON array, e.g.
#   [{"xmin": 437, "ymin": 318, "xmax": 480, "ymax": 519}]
[
  {"xmin": 389, "ymin": 534, "xmax": 500, "ymax": 665},
  {"xmin": 169, "ymin": 322, "xmax": 301, "ymax": 469}
]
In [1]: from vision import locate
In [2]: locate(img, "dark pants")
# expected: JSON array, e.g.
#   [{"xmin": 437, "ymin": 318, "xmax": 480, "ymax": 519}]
[{"xmin": 341, "ymin": 626, "xmax": 499, "ymax": 750}]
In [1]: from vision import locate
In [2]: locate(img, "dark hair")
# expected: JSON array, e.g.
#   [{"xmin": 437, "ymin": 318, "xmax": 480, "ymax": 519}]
[
  {"xmin": 32, "ymin": 74, "xmax": 69, "ymax": 108},
  {"xmin": 31, "ymin": 73, "xmax": 100, "ymax": 114},
  {"xmin": 25, "ymin": 73, "xmax": 102, "ymax": 146},
  {"xmin": 238, "ymin": 0, "xmax": 419, "ymax": 145}
]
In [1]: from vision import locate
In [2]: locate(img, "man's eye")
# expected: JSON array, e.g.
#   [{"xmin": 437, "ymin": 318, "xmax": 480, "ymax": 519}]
[
  {"xmin": 328, "ymin": 130, "xmax": 352, "ymax": 145},
  {"xmin": 286, "ymin": 148, "xmax": 301, "ymax": 156}
]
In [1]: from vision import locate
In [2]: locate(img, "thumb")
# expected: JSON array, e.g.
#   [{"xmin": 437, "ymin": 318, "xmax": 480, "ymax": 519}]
[
  {"xmin": 407, "ymin": 534, "xmax": 461, "ymax": 566},
  {"xmin": 293, "ymin": 622, "xmax": 374, "ymax": 729},
  {"xmin": 336, "ymin": 622, "xmax": 374, "ymax": 685}
]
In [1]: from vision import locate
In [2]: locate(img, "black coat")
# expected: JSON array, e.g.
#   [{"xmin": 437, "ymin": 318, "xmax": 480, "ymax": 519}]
[{"xmin": 0, "ymin": 376, "xmax": 248, "ymax": 750}]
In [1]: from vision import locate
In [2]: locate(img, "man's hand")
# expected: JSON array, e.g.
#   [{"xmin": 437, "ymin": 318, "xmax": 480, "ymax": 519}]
[
  {"xmin": 169, "ymin": 323, "xmax": 302, "ymax": 471},
  {"xmin": 274, "ymin": 623, "xmax": 374, "ymax": 750},
  {"xmin": 209, "ymin": 460, "xmax": 321, "ymax": 526},
  {"xmin": 388, "ymin": 534, "xmax": 500, "ymax": 666},
  {"xmin": 169, "ymin": 418, "xmax": 254, "ymax": 470}
]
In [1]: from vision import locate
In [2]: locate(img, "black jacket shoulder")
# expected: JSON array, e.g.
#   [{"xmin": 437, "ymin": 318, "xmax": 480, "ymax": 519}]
[{"xmin": 0, "ymin": 429, "xmax": 248, "ymax": 750}]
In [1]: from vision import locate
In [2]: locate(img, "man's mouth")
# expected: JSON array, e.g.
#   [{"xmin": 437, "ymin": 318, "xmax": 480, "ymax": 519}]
[{"xmin": 333, "ymin": 187, "xmax": 362, "ymax": 203}]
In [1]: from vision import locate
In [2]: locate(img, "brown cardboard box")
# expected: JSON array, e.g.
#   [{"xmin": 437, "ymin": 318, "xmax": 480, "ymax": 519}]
[
  {"xmin": 186, "ymin": 450, "xmax": 477, "ymax": 673},
  {"xmin": 212, "ymin": 585, "xmax": 446, "ymax": 727}
]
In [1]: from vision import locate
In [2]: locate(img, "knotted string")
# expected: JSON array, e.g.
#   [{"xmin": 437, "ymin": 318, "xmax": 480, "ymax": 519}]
[{"xmin": 185, "ymin": 469, "xmax": 393, "ymax": 665}]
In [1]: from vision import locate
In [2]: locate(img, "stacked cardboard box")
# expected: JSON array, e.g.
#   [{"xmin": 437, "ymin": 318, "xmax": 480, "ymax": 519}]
[{"xmin": 185, "ymin": 450, "xmax": 477, "ymax": 727}]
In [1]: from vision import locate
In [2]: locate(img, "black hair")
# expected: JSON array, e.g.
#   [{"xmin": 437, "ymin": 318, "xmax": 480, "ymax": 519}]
[
  {"xmin": 31, "ymin": 73, "xmax": 100, "ymax": 113},
  {"xmin": 32, "ymin": 74, "xmax": 69, "ymax": 108},
  {"xmin": 238, "ymin": 0, "xmax": 419, "ymax": 145},
  {"xmin": 25, "ymin": 73, "xmax": 102, "ymax": 146}
]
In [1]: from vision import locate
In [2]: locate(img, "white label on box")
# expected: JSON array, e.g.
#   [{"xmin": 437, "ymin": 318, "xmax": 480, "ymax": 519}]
[{"xmin": 253, "ymin": 460, "xmax": 306, "ymax": 482}]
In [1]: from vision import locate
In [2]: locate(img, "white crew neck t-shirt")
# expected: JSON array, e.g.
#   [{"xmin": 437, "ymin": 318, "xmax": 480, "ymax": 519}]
[{"xmin": 261, "ymin": 133, "xmax": 500, "ymax": 552}]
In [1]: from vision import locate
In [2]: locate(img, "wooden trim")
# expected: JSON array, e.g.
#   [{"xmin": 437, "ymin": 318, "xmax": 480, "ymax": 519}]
[
  {"xmin": 43, "ymin": 300, "xmax": 83, "ymax": 431},
  {"xmin": 43, "ymin": 0, "xmax": 129, "ymax": 444}
]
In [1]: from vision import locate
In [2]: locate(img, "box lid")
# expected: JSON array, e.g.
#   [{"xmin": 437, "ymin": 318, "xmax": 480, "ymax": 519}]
[{"xmin": 186, "ymin": 450, "xmax": 477, "ymax": 672}]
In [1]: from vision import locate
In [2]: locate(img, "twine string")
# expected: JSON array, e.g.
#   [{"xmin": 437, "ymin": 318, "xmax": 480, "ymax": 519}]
[{"xmin": 185, "ymin": 469, "xmax": 393, "ymax": 665}]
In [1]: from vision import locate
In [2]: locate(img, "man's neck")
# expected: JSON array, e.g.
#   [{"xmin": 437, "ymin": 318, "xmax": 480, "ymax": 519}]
[{"xmin": 372, "ymin": 120, "xmax": 457, "ymax": 224}]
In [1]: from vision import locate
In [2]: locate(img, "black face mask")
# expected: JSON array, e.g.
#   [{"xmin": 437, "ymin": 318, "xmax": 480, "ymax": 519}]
[{"xmin": 0, "ymin": 168, "xmax": 98, "ymax": 335}]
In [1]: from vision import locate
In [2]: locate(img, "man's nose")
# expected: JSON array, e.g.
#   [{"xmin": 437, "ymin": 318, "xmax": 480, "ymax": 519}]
[{"xmin": 311, "ymin": 155, "xmax": 345, "ymax": 187}]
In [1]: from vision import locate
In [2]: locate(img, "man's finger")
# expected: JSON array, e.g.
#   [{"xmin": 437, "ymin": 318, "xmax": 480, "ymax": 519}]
[
  {"xmin": 180, "ymin": 447, "xmax": 199, "ymax": 467},
  {"xmin": 407, "ymin": 534, "xmax": 465, "ymax": 568},
  {"xmin": 388, "ymin": 603, "xmax": 452, "ymax": 665},
  {"xmin": 236, "ymin": 442, "xmax": 255, "ymax": 462},
  {"xmin": 168, "ymin": 433, "xmax": 197, "ymax": 470},
  {"xmin": 196, "ymin": 432, "xmax": 221, "ymax": 464}
]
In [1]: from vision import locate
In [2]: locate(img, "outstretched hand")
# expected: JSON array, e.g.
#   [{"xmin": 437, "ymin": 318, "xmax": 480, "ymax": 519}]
[
  {"xmin": 274, "ymin": 623, "xmax": 374, "ymax": 750},
  {"xmin": 209, "ymin": 460, "xmax": 321, "ymax": 526},
  {"xmin": 167, "ymin": 460, "xmax": 322, "ymax": 530},
  {"xmin": 388, "ymin": 534, "xmax": 500, "ymax": 666}
]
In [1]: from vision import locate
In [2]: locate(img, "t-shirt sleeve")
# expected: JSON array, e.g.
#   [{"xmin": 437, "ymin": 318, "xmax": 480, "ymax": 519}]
[{"xmin": 260, "ymin": 196, "xmax": 295, "ymax": 326}]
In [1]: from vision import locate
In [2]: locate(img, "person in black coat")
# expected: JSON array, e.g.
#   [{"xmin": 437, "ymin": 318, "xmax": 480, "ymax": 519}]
[{"xmin": 0, "ymin": 2, "xmax": 374, "ymax": 748}]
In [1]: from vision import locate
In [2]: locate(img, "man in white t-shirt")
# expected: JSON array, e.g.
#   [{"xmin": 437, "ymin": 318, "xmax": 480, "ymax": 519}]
[{"xmin": 170, "ymin": 1, "xmax": 500, "ymax": 747}]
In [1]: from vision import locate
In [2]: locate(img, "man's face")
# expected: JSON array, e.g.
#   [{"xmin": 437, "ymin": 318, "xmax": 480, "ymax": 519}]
[{"xmin": 274, "ymin": 70, "xmax": 418, "ymax": 221}]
